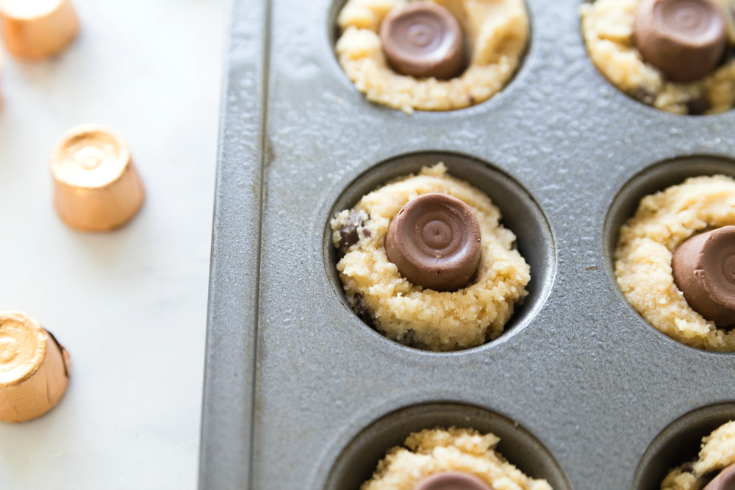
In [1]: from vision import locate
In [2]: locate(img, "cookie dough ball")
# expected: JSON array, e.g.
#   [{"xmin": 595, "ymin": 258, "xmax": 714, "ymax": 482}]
[
  {"xmin": 614, "ymin": 175, "xmax": 735, "ymax": 351},
  {"xmin": 580, "ymin": 0, "xmax": 735, "ymax": 115},
  {"xmin": 336, "ymin": 0, "xmax": 529, "ymax": 113},
  {"xmin": 360, "ymin": 428, "xmax": 552, "ymax": 490},
  {"xmin": 661, "ymin": 421, "xmax": 735, "ymax": 490},
  {"xmin": 331, "ymin": 163, "xmax": 530, "ymax": 352}
]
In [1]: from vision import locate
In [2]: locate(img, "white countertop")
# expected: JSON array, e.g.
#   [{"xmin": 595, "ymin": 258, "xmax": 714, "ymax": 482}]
[{"xmin": 0, "ymin": 1, "xmax": 224, "ymax": 488}]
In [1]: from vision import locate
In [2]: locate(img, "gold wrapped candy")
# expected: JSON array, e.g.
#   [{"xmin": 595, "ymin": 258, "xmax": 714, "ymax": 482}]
[
  {"xmin": 0, "ymin": 312, "xmax": 71, "ymax": 423},
  {"xmin": 0, "ymin": 0, "xmax": 79, "ymax": 59},
  {"xmin": 51, "ymin": 124, "xmax": 145, "ymax": 231}
]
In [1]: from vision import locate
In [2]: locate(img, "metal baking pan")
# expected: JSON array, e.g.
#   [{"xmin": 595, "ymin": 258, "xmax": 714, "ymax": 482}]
[
  {"xmin": 199, "ymin": 0, "xmax": 268, "ymax": 488},
  {"xmin": 199, "ymin": 0, "xmax": 735, "ymax": 488}
]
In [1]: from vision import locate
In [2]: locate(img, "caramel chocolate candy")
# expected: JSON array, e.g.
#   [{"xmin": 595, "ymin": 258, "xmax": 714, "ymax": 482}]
[
  {"xmin": 634, "ymin": 0, "xmax": 727, "ymax": 83},
  {"xmin": 0, "ymin": 312, "xmax": 70, "ymax": 423},
  {"xmin": 51, "ymin": 124, "xmax": 145, "ymax": 232},
  {"xmin": 386, "ymin": 193, "xmax": 481, "ymax": 292},
  {"xmin": 672, "ymin": 226, "xmax": 735, "ymax": 327},
  {"xmin": 0, "ymin": 0, "xmax": 79, "ymax": 60},
  {"xmin": 379, "ymin": 2, "xmax": 465, "ymax": 80},
  {"xmin": 414, "ymin": 472, "xmax": 493, "ymax": 490},
  {"xmin": 703, "ymin": 463, "xmax": 735, "ymax": 490}
]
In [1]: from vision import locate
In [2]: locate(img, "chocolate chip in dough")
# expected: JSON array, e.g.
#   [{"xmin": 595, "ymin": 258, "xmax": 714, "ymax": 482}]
[
  {"xmin": 686, "ymin": 95, "xmax": 711, "ymax": 115},
  {"xmin": 634, "ymin": 0, "xmax": 728, "ymax": 82},
  {"xmin": 703, "ymin": 463, "xmax": 735, "ymax": 490},
  {"xmin": 399, "ymin": 328, "xmax": 420, "ymax": 348},
  {"xmin": 338, "ymin": 212, "xmax": 366, "ymax": 255},
  {"xmin": 681, "ymin": 463, "xmax": 695, "ymax": 474},
  {"xmin": 672, "ymin": 226, "xmax": 735, "ymax": 328},
  {"xmin": 719, "ymin": 43, "xmax": 735, "ymax": 65},
  {"xmin": 414, "ymin": 472, "xmax": 494, "ymax": 490},
  {"xmin": 385, "ymin": 193, "xmax": 481, "ymax": 292},
  {"xmin": 632, "ymin": 86, "xmax": 657, "ymax": 105},
  {"xmin": 379, "ymin": 2, "xmax": 465, "ymax": 80},
  {"xmin": 351, "ymin": 294, "xmax": 375, "ymax": 328}
]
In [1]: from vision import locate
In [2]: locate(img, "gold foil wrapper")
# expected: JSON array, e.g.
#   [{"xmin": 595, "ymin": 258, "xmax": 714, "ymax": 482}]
[
  {"xmin": 0, "ymin": 312, "xmax": 70, "ymax": 423},
  {"xmin": 51, "ymin": 124, "xmax": 145, "ymax": 232},
  {"xmin": 0, "ymin": 0, "xmax": 79, "ymax": 59}
]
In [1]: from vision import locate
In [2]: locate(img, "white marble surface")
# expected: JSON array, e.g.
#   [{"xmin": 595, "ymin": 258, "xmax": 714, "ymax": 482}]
[{"xmin": 0, "ymin": 0, "xmax": 224, "ymax": 488}]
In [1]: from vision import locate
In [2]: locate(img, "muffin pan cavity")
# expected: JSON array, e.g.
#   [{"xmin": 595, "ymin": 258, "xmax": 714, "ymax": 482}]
[
  {"xmin": 324, "ymin": 403, "xmax": 571, "ymax": 490},
  {"xmin": 323, "ymin": 151, "xmax": 555, "ymax": 351},
  {"xmin": 603, "ymin": 155, "xmax": 735, "ymax": 347},
  {"xmin": 605, "ymin": 155, "xmax": 735, "ymax": 286},
  {"xmin": 328, "ymin": 0, "xmax": 533, "ymax": 112},
  {"xmin": 580, "ymin": 0, "xmax": 735, "ymax": 116},
  {"xmin": 633, "ymin": 402, "xmax": 735, "ymax": 490}
]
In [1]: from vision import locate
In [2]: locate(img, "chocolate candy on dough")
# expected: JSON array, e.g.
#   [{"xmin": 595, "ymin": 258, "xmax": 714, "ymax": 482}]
[
  {"xmin": 672, "ymin": 226, "xmax": 735, "ymax": 328},
  {"xmin": 703, "ymin": 463, "xmax": 735, "ymax": 490},
  {"xmin": 634, "ymin": 0, "xmax": 727, "ymax": 82},
  {"xmin": 379, "ymin": 2, "xmax": 465, "ymax": 80},
  {"xmin": 414, "ymin": 472, "xmax": 493, "ymax": 490},
  {"xmin": 386, "ymin": 193, "xmax": 481, "ymax": 292}
]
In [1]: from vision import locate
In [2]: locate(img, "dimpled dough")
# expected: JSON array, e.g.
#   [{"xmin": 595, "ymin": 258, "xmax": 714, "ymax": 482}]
[
  {"xmin": 580, "ymin": 0, "xmax": 735, "ymax": 115},
  {"xmin": 661, "ymin": 421, "xmax": 735, "ymax": 490},
  {"xmin": 361, "ymin": 428, "xmax": 552, "ymax": 490},
  {"xmin": 331, "ymin": 164, "xmax": 530, "ymax": 352},
  {"xmin": 615, "ymin": 176, "xmax": 735, "ymax": 351},
  {"xmin": 336, "ymin": 0, "xmax": 529, "ymax": 113}
]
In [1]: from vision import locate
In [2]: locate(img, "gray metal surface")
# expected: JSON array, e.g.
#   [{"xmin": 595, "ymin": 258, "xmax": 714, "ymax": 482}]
[
  {"xmin": 203, "ymin": 0, "xmax": 735, "ymax": 488},
  {"xmin": 199, "ymin": 0, "xmax": 268, "ymax": 488}
]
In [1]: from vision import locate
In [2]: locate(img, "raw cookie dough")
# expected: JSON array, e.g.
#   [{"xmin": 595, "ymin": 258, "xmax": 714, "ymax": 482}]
[
  {"xmin": 331, "ymin": 163, "xmax": 530, "ymax": 352},
  {"xmin": 615, "ymin": 175, "xmax": 735, "ymax": 351},
  {"xmin": 336, "ymin": 0, "xmax": 529, "ymax": 113},
  {"xmin": 661, "ymin": 421, "xmax": 735, "ymax": 490},
  {"xmin": 580, "ymin": 0, "xmax": 735, "ymax": 115},
  {"xmin": 361, "ymin": 428, "xmax": 552, "ymax": 490}
]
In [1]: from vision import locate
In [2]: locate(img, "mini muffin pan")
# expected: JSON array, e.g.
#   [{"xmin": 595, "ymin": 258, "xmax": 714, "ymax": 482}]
[{"xmin": 199, "ymin": 0, "xmax": 735, "ymax": 489}]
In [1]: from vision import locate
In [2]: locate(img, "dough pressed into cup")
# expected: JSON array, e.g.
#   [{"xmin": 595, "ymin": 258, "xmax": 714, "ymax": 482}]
[
  {"xmin": 360, "ymin": 428, "xmax": 552, "ymax": 490},
  {"xmin": 661, "ymin": 421, "xmax": 735, "ymax": 490},
  {"xmin": 580, "ymin": 0, "xmax": 735, "ymax": 115},
  {"xmin": 336, "ymin": 0, "xmax": 530, "ymax": 113},
  {"xmin": 331, "ymin": 163, "xmax": 530, "ymax": 352},
  {"xmin": 615, "ymin": 175, "xmax": 735, "ymax": 351}
]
